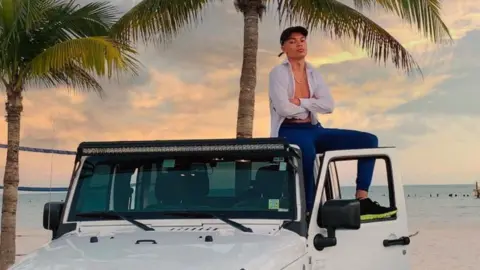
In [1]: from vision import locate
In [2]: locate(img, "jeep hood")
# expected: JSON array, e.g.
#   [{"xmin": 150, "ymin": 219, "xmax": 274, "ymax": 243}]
[{"xmin": 11, "ymin": 228, "xmax": 306, "ymax": 270}]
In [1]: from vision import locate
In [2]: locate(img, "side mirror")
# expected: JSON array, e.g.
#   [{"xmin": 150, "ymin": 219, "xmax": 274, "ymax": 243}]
[
  {"xmin": 319, "ymin": 199, "xmax": 361, "ymax": 229},
  {"xmin": 43, "ymin": 202, "xmax": 64, "ymax": 230},
  {"xmin": 314, "ymin": 199, "xmax": 360, "ymax": 251}
]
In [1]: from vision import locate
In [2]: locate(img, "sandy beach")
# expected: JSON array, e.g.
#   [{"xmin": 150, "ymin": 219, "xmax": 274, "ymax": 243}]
[
  {"xmin": 409, "ymin": 226, "xmax": 480, "ymax": 270},
  {"xmin": 15, "ymin": 230, "xmax": 50, "ymax": 259}
]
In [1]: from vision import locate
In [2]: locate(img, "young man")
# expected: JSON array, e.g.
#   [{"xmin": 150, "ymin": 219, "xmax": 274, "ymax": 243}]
[{"xmin": 268, "ymin": 26, "xmax": 397, "ymax": 220}]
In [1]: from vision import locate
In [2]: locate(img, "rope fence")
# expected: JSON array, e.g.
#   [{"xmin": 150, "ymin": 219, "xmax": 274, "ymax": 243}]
[
  {"xmin": 0, "ymin": 144, "xmax": 74, "ymax": 190},
  {"xmin": 0, "ymin": 144, "xmax": 76, "ymax": 155}
]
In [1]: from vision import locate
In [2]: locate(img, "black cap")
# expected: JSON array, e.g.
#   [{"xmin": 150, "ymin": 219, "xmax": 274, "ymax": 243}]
[{"xmin": 278, "ymin": 26, "xmax": 308, "ymax": 57}]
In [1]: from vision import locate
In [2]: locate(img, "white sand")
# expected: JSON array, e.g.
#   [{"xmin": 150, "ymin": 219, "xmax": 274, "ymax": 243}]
[
  {"xmin": 14, "ymin": 226, "xmax": 480, "ymax": 269},
  {"xmin": 15, "ymin": 229, "xmax": 50, "ymax": 260},
  {"xmin": 410, "ymin": 226, "xmax": 480, "ymax": 270}
]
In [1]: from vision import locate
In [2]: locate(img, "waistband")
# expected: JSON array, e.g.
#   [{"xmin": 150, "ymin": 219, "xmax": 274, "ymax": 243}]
[{"xmin": 280, "ymin": 122, "xmax": 322, "ymax": 129}]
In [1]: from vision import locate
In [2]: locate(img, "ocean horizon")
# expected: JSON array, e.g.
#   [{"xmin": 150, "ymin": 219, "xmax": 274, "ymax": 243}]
[
  {"xmin": 1, "ymin": 182, "xmax": 477, "ymax": 190},
  {"xmin": 1, "ymin": 183, "xmax": 478, "ymax": 229}
]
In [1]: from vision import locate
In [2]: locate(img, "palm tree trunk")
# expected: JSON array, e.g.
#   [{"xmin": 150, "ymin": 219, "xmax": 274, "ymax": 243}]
[
  {"xmin": 235, "ymin": 0, "xmax": 260, "ymax": 139},
  {"xmin": 234, "ymin": 0, "xmax": 263, "ymax": 197},
  {"xmin": 0, "ymin": 86, "xmax": 23, "ymax": 270}
]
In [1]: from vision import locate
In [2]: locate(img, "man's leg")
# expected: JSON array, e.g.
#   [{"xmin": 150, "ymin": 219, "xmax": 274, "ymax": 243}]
[
  {"xmin": 314, "ymin": 127, "xmax": 377, "ymax": 193},
  {"xmin": 278, "ymin": 124, "xmax": 317, "ymax": 213},
  {"xmin": 313, "ymin": 127, "xmax": 397, "ymax": 218}
]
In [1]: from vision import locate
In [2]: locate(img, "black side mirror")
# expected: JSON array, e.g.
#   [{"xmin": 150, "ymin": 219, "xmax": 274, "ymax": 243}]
[
  {"xmin": 320, "ymin": 199, "xmax": 361, "ymax": 229},
  {"xmin": 43, "ymin": 202, "xmax": 64, "ymax": 230},
  {"xmin": 314, "ymin": 199, "xmax": 361, "ymax": 250}
]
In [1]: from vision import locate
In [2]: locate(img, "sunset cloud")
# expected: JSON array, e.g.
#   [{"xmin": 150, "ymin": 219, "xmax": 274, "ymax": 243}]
[{"xmin": 0, "ymin": 0, "xmax": 479, "ymax": 186}]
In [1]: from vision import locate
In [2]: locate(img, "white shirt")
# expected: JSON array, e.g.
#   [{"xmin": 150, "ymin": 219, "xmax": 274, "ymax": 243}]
[{"xmin": 268, "ymin": 59, "xmax": 335, "ymax": 137}]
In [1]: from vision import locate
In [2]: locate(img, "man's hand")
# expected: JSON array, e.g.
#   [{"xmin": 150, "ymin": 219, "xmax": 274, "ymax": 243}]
[{"xmin": 289, "ymin": 98, "xmax": 300, "ymax": 106}]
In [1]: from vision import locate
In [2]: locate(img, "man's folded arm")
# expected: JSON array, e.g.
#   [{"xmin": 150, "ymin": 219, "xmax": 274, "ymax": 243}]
[
  {"xmin": 299, "ymin": 73, "xmax": 334, "ymax": 114},
  {"xmin": 269, "ymin": 69, "xmax": 309, "ymax": 118}
]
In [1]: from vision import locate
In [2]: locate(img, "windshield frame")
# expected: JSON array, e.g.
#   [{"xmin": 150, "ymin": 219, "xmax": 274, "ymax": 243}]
[{"xmin": 63, "ymin": 151, "xmax": 301, "ymax": 224}]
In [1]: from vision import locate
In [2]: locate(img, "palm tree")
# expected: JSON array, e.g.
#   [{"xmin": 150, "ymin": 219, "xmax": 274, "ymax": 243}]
[
  {"xmin": 0, "ymin": 0, "xmax": 139, "ymax": 268},
  {"xmin": 111, "ymin": 0, "xmax": 451, "ymax": 139}
]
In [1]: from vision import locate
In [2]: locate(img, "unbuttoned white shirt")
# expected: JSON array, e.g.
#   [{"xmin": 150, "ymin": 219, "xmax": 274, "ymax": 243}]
[{"xmin": 268, "ymin": 59, "xmax": 335, "ymax": 137}]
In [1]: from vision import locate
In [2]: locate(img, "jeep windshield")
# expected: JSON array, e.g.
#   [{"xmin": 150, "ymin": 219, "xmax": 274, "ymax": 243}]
[{"xmin": 68, "ymin": 153, "xmax": 297, "ymax": 224}]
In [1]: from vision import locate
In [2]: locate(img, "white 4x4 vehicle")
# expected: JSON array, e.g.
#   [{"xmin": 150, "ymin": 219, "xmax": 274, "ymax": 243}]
[{"xmin": 11, "ymin": 138, "xmax": 412, "ymax": 270}]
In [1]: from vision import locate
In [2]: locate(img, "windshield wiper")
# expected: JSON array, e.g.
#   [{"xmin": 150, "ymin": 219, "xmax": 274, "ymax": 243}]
[
  {"xmin": 159, "ymin": 211, "xmax": 253, "ymax": 233},
  {"xmin": 76, "ymin": 210, "xmax": 155, "ymax": 231}
]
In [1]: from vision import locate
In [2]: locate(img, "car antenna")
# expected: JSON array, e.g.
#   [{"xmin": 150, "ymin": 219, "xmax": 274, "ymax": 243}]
[{"xmin": 47, "ymin": 118, "xmax": 56, "ymax": 230}]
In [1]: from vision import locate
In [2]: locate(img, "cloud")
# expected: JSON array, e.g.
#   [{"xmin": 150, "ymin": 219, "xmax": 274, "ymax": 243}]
[
  {"xmin": 388, "ymin": 30, "xmax": 480, "ymax": 116},
  {"xmin": 1, "ymin": 0, "xmax": 479, "ymax": 187}
]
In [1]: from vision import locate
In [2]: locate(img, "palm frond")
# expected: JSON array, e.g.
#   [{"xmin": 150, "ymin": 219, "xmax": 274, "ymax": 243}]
[
  {"xmin": 352, "ymin": 0, "xmax": 451, "ymax": 43},
  {"xmin": 1, "ymin": 0, "xmax": 140, "ymax": 94},
  {"xmin": 0, "ymin": 0, "xmax": 54, "ymax": 46},
  {"xmin": 275, "ymin": 0, "xmax": 424, "ymax": 75},
  {"xmin": 27, "ymin": 62, "xmax": 104, "ymax": 96},
  {"xmin": 0, "ymin": 0, "xmax": 18, "ymax": 32},
  {"xmin": 0, "ymin": 0, "xmax": 54, "ymax": 79},
  {"xmin": 8, "ymin": 0, "xmax": 124, "ymax": 80},
  {"xmin": 17, "ymin": 0, "xmax": 55, "ymax": 31},
  {"xmin": 26, "ymin": 36, "xmax": 140, "ymax": 81},
  {"xmin": 45, "ymin": 0, "xmax": 118, "ymax": 39},
  {"xmin": 110, "ymin": 0, "xmax": 213, "ymax": 45}
]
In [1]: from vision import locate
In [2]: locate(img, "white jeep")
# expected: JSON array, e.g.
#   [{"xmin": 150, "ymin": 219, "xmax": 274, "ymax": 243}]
[{"xmin": 11, "ymin": 138, "xmax": 412, "ymax": 270}]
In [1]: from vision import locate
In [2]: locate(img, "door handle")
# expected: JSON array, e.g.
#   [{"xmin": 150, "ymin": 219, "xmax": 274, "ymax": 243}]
[
  {"xmin": 135, "ymin": 239, "xmax": 157, "ymax": 245},
  {"xmin": 383, "ymin": 236, "xmax": 410, "ymax": 247}
]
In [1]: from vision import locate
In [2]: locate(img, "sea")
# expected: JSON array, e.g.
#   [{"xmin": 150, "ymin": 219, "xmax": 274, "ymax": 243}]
[{"xmin": 0, "ymin": 184, "xmax": 479, "ymax": 269}]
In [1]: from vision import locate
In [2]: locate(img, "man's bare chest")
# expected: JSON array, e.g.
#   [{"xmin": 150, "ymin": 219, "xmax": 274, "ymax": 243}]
[{"xmin": 293, "ymin": 77, "xmax": 310, "ymax": 99}]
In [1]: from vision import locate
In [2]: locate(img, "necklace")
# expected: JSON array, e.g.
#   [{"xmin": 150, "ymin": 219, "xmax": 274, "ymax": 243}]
[{"xmin": 293, "ymin": 71, "xmax": 306, "ymax": 84}]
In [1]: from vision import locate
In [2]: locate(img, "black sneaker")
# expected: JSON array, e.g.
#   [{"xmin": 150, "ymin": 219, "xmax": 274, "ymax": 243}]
[{"xmin": 359, "ymin": 198, "xmax": 397, "ymax": 221}]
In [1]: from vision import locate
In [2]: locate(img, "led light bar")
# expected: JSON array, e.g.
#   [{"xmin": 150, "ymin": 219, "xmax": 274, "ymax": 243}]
[
  {"xmin": 78, "ymin": 138, "xmax": 290, "ymax": 156},
  {"xmin": 82, "ymin": 144, "xmax": 286, "ymax": 155}
]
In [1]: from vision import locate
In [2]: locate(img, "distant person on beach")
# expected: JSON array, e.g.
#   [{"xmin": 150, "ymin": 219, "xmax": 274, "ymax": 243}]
[{"xmin": 268, "ymin": 26, "xmax": 397, "ymax": 220}]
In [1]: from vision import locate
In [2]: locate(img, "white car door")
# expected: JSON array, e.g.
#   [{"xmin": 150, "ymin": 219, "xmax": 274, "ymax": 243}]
[{"xmin": 307, "ymin": 148, "xmax": 411, "ymax": 270}]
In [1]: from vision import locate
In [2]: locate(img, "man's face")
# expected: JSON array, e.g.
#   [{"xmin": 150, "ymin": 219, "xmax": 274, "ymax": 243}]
[{"xmin": 281, "ymin": 32, "xmax": 307, "ymax": 59}]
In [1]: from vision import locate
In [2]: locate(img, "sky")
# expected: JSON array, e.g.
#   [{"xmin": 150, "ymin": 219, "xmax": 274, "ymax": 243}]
[{"xmin": 0, "ymin": 0, "xmax": 479, "ymax": 187}]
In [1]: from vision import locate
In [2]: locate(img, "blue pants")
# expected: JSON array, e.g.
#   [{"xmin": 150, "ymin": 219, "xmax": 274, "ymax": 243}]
[{"xmin": 278, "ymin": 122, "xmax": 379, "ymax": 212}]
